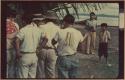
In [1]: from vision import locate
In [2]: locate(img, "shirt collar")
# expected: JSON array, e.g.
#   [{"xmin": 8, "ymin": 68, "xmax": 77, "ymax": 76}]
[
  {"xmin": 67, "ymin": 25, "xmax": 73, "ymax": 29},
  {"xmin": 30, "ymin": 22, "xmax": 38, "ymax": 27},
  {"xmin": 47, "ymin": 22, "xmax": 54, "ymax": 25}
]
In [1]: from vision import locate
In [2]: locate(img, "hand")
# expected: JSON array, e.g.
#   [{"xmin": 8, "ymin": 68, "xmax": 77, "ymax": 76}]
[
  {"xmin": 16, "ymin": 52, "xmax": 22, "ymax": 59},
  {"xmin": 108, "ymin": 38, "xmax": 111, "ymax": 41}
]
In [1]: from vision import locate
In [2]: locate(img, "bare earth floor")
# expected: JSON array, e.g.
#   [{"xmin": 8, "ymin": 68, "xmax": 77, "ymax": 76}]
[{"xmin": 72, "ymin": 26, "xmax": 119, "ymax": 78}]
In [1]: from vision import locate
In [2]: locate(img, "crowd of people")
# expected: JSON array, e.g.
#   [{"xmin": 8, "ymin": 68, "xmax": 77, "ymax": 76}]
[{"xmin": 6, "ymin": 8, "xmax": 111, "ymax": 78}]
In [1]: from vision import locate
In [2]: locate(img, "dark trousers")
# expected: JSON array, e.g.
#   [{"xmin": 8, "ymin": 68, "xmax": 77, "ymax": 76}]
[
  {"xmin": 56, "ymin": 54, "xmax": 79, "ymax": 78},
  {"xmin": 98, "ymin": 42, "xmax": 108, "ymax": 58}
]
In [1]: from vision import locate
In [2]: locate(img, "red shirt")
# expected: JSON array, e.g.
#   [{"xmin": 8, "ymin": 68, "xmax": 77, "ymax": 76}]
[{"xmin": 6, "ymin": 19, "xmax": 18, "ymax": 34}]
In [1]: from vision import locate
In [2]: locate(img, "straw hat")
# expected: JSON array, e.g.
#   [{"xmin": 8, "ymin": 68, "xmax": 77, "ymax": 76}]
[
  {"xmin": 42, "ymin": 11, "xmax": 59, "ymax": 20},
  {"xmin": 32, "ymin": 13, "xmax": 45, "ymax": 21}
]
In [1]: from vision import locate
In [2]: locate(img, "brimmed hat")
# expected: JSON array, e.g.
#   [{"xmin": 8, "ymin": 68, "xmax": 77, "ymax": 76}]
[
  {"xmin": 42, "ymin": 11, "xmax": 59, "ymax": 20},
  {"xmin": 32, "ymin": 13, "xmax": 45, "ymax": 21}
]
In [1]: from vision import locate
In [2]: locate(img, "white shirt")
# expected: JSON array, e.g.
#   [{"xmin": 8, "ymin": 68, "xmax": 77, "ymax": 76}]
[
  {"xmin": 54, "ymin": 26, "xmax": 84, "ymax": 56},
  {"xmin": 16, "ymin": 22, "xmax": 42, "ymax": 52},
  {"xmin": 85, "ymin": 19, "xmax": 97, "ymax": 31},
  {"xmin": 99, "ymin": 30, "xmax": 111, "ymax": 43},
  {"xmin": 39, "ymin": 22, "xmax": 60, "ymax": 47}
]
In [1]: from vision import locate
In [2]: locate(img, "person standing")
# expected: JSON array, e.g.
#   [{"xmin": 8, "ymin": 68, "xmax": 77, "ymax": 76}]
[
  {"xmin": 52, "ymin": 14, "xmax": 86, "ymax": 78},
  {"xmin": 98, "ymin": 23, "xmax": 111, "ymax": 64},
  {"xmin": 85, "ymin": 12, "xmax": 97, "ymax": 54},
  {"xmin": 15, "ymin": 13, "xmax": 42, "ymax": 78},
  {"xmin": 6, "ymin": 8, "xmax": 19, "ymax": 78},
  {"xmin": 36, "ymin": 11, "xmax": 60, "ymax": 78}
]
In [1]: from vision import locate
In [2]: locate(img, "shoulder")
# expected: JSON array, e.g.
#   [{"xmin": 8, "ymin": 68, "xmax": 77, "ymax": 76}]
[
  {"xmin": 72, "ymin": 28, "xmax": 82, "ymax": 34},
  {"xmin": 51, "ymin": 22, "xmax": 60, "ymax": 29},
  {"xmin": 58, "ymin": 29, "xmax": 63, "ymax": 33},
  {"xmin": 55, "ymin": 26, "xmax": 60, "ymax": 31},
  {"xmin": 19, "ymin": 25, "xmax": 28, "ymax": 31},
  {"xmin": 85, "ymin": 19, "xmax": 90, "ymax": 23}
]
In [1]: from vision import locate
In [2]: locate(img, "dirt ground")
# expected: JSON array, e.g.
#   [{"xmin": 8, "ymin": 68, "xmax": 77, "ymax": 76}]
[{"xmin": 74, "ymin": 25, "xmax": 119, "ymax": 78}]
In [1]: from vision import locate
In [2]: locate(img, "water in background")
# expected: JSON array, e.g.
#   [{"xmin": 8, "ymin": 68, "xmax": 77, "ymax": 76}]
[
  {"xmin": 57, "ymin": 3, "xmax": 119, "ymax": 27},
  {"xmin": 75, "ymin": 15, "xmax": 119, "ymax": 26}
]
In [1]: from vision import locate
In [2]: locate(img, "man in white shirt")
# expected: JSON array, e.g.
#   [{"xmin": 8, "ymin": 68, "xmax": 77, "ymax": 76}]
[
  {"xmin": 15, "ymin": 14, "xmax": 42, "ymax": 78},
  {"xmin": 52, "ymin": 14, "xmax": 86, "ymax": 78},
  {"xmin": 36, "ymin": 11, "xmax": 60, "ymax": 78},
  {"xmin": 6, "ymin": 8, "xmax": 19, "ymax": 78}
]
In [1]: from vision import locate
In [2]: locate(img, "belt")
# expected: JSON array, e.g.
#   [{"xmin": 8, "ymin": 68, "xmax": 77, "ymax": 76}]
[
  {"xmin": 59, "ymin": 53, "xmax": 76, "ymax": 57},
  {"xmin": 42, "ymin": 46, "xmax": 54, "ymax": 49},
  {"xmin": 66, "ymin": 53, "xmax": 76, "ymax": 56},
  {"xmin": 20, "ymin": 51, "xmax": 35, "ymax": 54},
  {"xmin": 91, "ymin": 31, "xmax": 96, "ymax": 32}
]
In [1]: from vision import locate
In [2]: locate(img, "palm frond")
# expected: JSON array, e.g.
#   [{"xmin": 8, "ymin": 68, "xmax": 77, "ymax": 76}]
[
  {"xmin": 62, "ymin": 3, "xmax": 70, "ymax": 15},
  {"xmin": 71, "ymin": 3, "xmax": 79, "ymax": 19},
  {"xmin": 85, "ymin": 3, "xmax": 91, "ymax": 12},
  {"xmin": 98, "ymin": 3, "xmax": 102, "ymax": 10},
  {"xmin": 80, "ymin": 3, "xmax": 86, "ymax": 12}
]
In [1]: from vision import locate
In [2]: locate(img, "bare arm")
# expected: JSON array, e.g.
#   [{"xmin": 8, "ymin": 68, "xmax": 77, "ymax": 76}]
[
  {"xmin": 15, "ymin": 37, "xmax": 22, "ymax": 59},
  {"xmin": 108, "ymin": 31, "xmax": 111, "ymax": 41},
  {"xmin": 82, "ymin": 32, "xmax": 88, "ymax": 43}
]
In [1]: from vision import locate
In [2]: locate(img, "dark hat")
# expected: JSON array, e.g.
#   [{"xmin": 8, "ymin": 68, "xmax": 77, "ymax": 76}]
[
  {"xmin": 42, "ymin": 11, "xmax": 59, "ymax": 20},
  {"xmin": 101, "ymin": 23, "xmax": 108, "ymax": 27}
]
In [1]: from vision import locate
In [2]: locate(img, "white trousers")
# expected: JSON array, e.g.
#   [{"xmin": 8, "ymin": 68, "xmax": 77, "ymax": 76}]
[
  {"xmin": 17, "ymin": 53, "xmax": 38, "ymax": 78},
  {"xmin": 86, "ymin": 32, "xmax": 96, "ymax": 54},
  {"xmin": 36, "ymin": 49, "xmax": 57, "ymax": 78}
]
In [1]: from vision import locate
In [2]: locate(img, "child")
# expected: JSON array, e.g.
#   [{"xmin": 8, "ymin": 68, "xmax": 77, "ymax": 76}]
[{"xmin": 98, "ymin": 23, "xmax": 111, "ymax": 65}]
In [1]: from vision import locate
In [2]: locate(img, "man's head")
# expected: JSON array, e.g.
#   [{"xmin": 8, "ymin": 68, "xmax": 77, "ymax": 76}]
[
  {"xmin": 32, "ymin": 13, "xmax": 45, "ymax": 26},
  {"xmin": 62, "ymin": 14, "xmax": 75, "ymax": 29},
  {"xmin": 42, "ymin": 11, "xmax": 59, "ymax": 24},
  {"xmin": 6, "ymin": 7, "xmax": 17, "ymax": 21},
  {"xmin": 90, "ymin": 12, "xmax": 97, "ymax": 20},
  {"xmin": 101, "ymin": 23, "xmax": 108, "ymax": 30}
]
